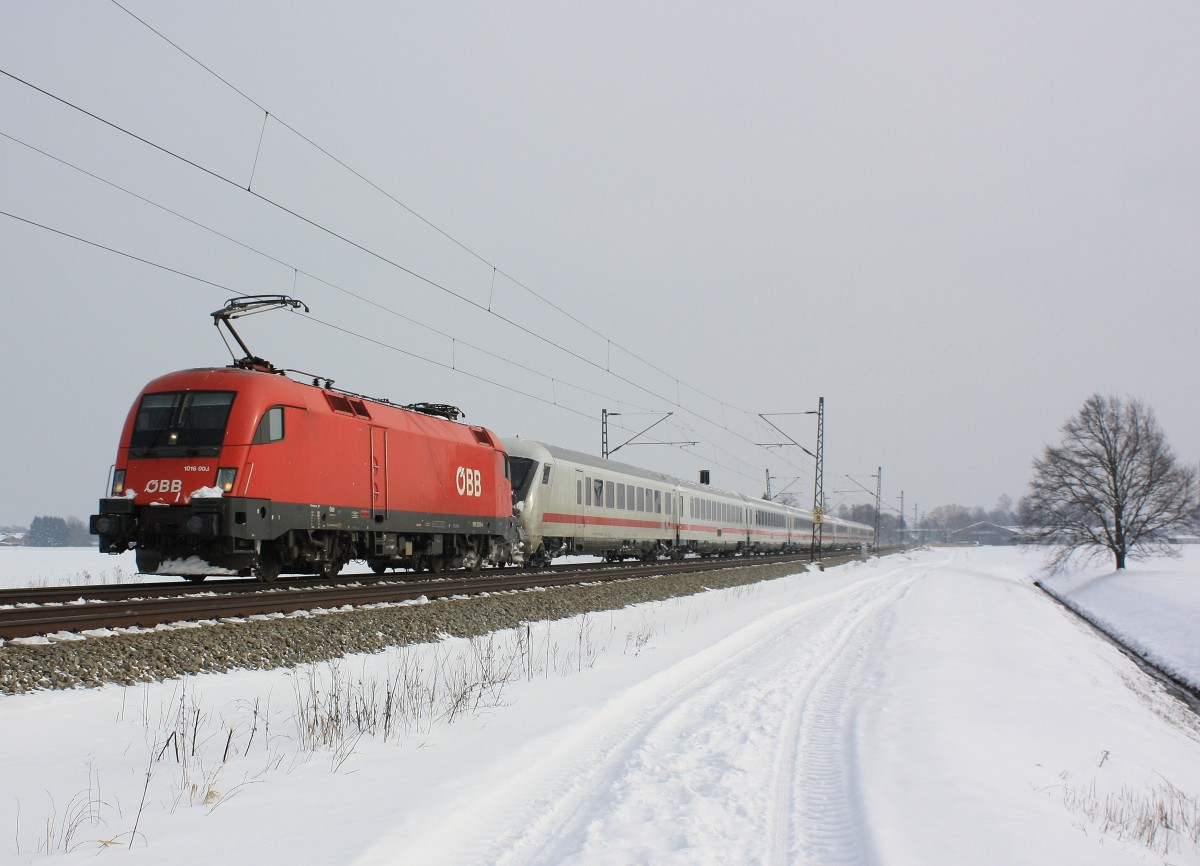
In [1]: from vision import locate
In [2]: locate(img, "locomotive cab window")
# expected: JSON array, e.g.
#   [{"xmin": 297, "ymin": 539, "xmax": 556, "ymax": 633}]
[
  {"xmin": 130, "ymin": 391, "xmax": 235, "ymax": 456},
  {"xmin": 252, "ymin": 406, "xmax": 285, "ymax": 444}
]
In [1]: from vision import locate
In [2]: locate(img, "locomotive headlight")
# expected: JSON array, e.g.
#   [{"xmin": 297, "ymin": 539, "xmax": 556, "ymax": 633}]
[
  {"xmin": 93, "ymin": 516, "xmax": 114, "ymax": 535},
  {"xmin": 110, "ymin": 470, "xmax": 126, "ymax": 497},
  {"xmin": 215, "ymin": 467, "xmax": 237, "ymax": 494}
]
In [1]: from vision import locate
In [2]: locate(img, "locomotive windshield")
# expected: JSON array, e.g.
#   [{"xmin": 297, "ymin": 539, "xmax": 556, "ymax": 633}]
[{"xmin": 130, "ymin": 391, "xmax": 235, "ymax": 457}]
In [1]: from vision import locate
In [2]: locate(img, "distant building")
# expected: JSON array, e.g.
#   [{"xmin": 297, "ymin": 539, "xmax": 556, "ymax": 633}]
[{"xmin": 949, "ymin": 522, "xmax": 1020, "ymax": 546}]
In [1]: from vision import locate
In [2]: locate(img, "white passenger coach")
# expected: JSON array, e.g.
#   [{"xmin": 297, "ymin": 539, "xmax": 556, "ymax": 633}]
[{"xmin": 503, "ymin": 438, "xmax": 873, "ymax": 566}]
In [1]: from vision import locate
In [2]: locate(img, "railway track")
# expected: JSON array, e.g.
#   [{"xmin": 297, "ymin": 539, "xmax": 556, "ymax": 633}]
[{"xmin": 0, "ymin": 551, "xmax": 868, "ymax": 641}]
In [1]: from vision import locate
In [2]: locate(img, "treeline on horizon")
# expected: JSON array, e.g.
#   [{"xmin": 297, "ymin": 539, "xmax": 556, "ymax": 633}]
[{"xmin": 2, "ymin": 516, "xmax": 93, "ymax": 547}]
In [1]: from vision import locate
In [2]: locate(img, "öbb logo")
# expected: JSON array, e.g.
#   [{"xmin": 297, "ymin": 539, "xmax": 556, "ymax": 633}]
[
  {"xmin": 455, "ymin": 467, "xmax": 482, "ymax": 497},
  {"xmin": 144, "ymin": 479, "xmax": 183, "ymax": 494}
]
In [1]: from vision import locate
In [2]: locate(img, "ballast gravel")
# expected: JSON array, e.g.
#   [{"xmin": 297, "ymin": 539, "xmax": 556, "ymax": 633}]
[{"xmin": 0, "ymin": 561, "xmax": 822, "ymax": 695}]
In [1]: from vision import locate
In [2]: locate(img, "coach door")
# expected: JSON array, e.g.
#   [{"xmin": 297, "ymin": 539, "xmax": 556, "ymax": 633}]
[
  {"xmin": 370, "ymin": 426, "xmax": 388, "ymax": 520},
  {"xmin": 574, "ymin": 468, "xmax": 586, "ymax": 535}
]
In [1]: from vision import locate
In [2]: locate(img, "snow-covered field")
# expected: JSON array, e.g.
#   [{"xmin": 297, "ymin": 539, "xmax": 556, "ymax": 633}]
[
  {"xmin": 0, "ymin": 547, "xmax": 142, "ymax": 589},
  {"xmin": 1, "ymin": 545, "xmax": 1198, "ymax": 864}
]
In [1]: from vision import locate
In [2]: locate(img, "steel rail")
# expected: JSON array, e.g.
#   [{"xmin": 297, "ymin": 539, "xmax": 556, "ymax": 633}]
[{"xmin": 0, "ymin": 552, "xmax": 868, "ymax": 641}]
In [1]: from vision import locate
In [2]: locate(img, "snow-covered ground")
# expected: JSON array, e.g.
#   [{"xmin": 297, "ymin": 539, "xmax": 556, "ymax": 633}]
[
  {"xmin": 0, "ymin": 547, "xmax": 141, "ymax": 589},
  {"xmin": 1041, "ymin": 556, "xmax": 1200, "ymax": 693},
  {"xmin": 1, "ymin": 545, "xmax": 1198, "ymax": 864}
]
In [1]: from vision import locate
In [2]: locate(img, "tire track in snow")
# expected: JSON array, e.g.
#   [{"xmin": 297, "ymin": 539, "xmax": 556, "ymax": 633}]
[
  {"xmin": 485, "ymin": 566, "xmax": 919, "ymax": 866},
  {"xmin": 777, "ymin": 570, "xmax": 916, "ymax": 866},
  {"xmin": 768, "ymin": 563, "xmax": 916, "ymax": 863}
]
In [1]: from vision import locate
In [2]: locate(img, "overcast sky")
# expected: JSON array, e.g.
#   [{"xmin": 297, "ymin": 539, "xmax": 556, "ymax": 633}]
[{"xmin": 2, "ymin": 0, "xmax": 1197, "ymax": 529}]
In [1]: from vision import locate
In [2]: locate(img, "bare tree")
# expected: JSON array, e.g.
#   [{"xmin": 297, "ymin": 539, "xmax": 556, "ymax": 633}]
[
  {"xmin": 1020, "ymin": 394, "xmax": 1198, "ymax": 571},
  {"xmin": 920, "ymin": 504, "xmax": 977, "ymax": 541}
]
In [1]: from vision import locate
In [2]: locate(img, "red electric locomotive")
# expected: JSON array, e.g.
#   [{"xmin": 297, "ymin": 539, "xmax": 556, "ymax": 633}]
[{"xmin": 90, "ymin": 297, "xmax": 518, "ymax": 581}]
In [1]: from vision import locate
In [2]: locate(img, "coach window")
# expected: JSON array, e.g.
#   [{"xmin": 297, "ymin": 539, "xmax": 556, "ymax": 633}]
[
  {"xmin": 542, "ymin": 465, "xmax": 552, "ymax": 485},
  {"xmin": 654, "ymin": 490, "xmax": 661, "ymax": 514},
  {"xmin": 252, "ymin": 406, "xmax": 285, "ymax": 444},
  {"xmin": 616, "ymin": 483, "xmax": 626, "ymax": 510},
  {"xmin": 636, "ymin": 488, "xmax": 645, "ymax": 512},
  {"xmin": 577, "ymin": 479, "xmax": 582, "ymax": 505},
  {"xmin": 605, "ymin": 480, "xmax": 614, "ymax": 508}
]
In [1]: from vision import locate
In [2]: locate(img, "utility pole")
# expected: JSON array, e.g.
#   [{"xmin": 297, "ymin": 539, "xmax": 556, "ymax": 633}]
[
  {"xmin": 874, "ymin": 466, "xmax": 882, "ymax": 550},
  {"xmin": 812, "ymin": 397, "xmax": 825, "ymax": 561},
  {"xmin": 758, "ymin": 399, "xmax": 824, "ymax": 561}
]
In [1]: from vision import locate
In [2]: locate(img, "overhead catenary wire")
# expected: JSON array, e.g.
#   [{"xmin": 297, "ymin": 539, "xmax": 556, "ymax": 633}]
[
  {"xmin": 0, "ymin": 204, "xmax": 761, "ymax": 486},
  {"xmin": 0, "ymin": 127, "xmax": 646, "ymax": 416},
  {"xmin": 97, "ymin": 5, "xmax": 818, "ymax": 466},
  {"xmin": 0, "ymin": 208, "xmax": 584, "ymax": 422},
  {"xmin": 0, "ymin": 64, "xmax": 815, "ymax": 489}
]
